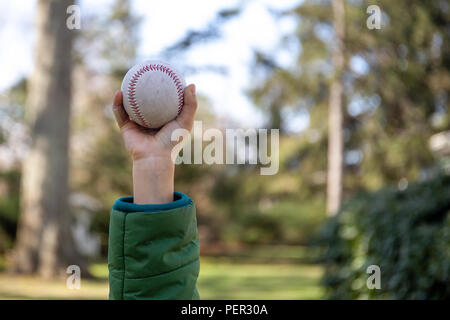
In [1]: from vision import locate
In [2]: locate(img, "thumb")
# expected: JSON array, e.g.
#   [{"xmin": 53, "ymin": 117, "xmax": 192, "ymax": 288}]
[{"xmin": 112, "ymin": 91, "xmax": 130, "ymax": 128}]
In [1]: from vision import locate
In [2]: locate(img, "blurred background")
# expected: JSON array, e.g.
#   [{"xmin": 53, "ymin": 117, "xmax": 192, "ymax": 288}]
[{"xmin": 0, "ymin": 0, "xmax": 449, "ymax": 299}]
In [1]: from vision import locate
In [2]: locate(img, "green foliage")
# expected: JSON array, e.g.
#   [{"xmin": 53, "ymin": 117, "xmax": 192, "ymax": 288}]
[
  {"xmin": 0, "ymin": 171, "xmax": 20, "ymax": 253},
  {"xmin": 223, "ymin": 199, "xmax": 326, "ymax": 245},
  {"xmin": 250, "ymin": 0, "xmax": 449, "ymax": 197},
  {"xmin": 207, "ymin": 135, "xmax": 327, "ymax": 245},
  {"xmin": 314, "ymin": 173, "xmax": 450, "ymax": 299},
  {"xmin": 2, "ymin": 0, "xmax": 448, "ymax": 261}
]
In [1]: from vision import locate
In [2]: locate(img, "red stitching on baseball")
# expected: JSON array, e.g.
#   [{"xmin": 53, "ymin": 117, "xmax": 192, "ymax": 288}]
[{"xmin": 127, "ymin": 63, "xmax": 184, "ymax": 128}]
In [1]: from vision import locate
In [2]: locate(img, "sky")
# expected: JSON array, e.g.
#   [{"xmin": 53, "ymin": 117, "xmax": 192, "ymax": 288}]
[{"xmin": 0, "ymin": 0, "xmax": 303, "ymax": 129}]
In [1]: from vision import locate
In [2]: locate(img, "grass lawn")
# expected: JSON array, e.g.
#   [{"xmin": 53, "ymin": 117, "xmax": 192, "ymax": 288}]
[
  {"xmin": 198, "ymin": 258, "xmax": 324, "ymax": 299},
  {"xmin": 0, "ymin": 253, "xmax": 324, "ymax": 299}
]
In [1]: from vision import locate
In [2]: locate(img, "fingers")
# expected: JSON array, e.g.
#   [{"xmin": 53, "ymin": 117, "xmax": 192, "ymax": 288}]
[
  {"xmin": 156, "ymin": 84, "xmax": 198, "ymax": 146},
  {"xmin": 112, "ymin": 91, "xmax": 130, "ymax": 128},
  {"xmin": 176, "ymin": 84, "xmax": 198, "ymax": 131}
]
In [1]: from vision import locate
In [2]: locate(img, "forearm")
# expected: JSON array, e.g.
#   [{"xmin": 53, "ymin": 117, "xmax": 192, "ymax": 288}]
[{"xmin": 132, "ymin": 157, "xmax": 174, "ymax": 204}]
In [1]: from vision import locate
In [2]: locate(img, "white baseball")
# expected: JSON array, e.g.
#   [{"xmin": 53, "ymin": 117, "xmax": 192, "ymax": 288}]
[{"xmin": 121, "ymin": 60, "xmax": 186, "ymax": 129}]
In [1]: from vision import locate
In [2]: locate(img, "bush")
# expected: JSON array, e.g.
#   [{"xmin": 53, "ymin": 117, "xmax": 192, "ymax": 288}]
[{"xmin": 314, "ymin": 174, "xmax": 450, "ymax": 299}]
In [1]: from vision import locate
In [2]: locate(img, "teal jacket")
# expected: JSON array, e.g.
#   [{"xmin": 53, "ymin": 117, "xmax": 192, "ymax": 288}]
[{"xmin": 108, "ymin": 192, "xmax": 200, "ymax": 299}]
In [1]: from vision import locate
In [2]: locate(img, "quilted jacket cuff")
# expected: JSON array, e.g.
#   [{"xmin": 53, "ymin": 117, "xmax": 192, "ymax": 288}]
[{"xmin": 108, "ymin": 192, "xmax": 200, "ymax": 300}]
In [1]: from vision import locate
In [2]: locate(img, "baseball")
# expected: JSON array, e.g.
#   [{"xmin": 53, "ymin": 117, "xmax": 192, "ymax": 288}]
[{"xmin": 121, "ymin": 60, "xmax": 186, "ymax": 129}]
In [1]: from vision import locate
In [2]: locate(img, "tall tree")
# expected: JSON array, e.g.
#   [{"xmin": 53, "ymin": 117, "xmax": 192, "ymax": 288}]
[
  {"xmin": 248, "ymin": 0, "xmax": 448, "ymax": 218},
  {"xmin": 326, "ymin": 0, "xmax": 345, "ymax": 216},
  {"xmin": 10, "ymin": 0, "xmax": 85, "ymax": 277}
]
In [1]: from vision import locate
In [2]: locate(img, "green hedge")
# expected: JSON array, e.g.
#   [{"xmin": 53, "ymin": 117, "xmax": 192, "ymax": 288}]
[{"xmin": 314, "ymin": 174, "xmax": 450, "ymax": 299}]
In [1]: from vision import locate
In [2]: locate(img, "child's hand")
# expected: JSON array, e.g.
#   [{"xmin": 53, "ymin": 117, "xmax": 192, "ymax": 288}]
[
  {"xmin": 112, "ymin": 84, "xmax": 197, "ymax": 204},
  {"xmin": 112, "ymin": 84, "xmax": 197, "ymax": 160}
]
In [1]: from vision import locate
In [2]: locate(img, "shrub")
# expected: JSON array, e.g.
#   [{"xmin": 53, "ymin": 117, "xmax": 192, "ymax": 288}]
[{"xmin": 314, "ymin": 174, "xmax": 450, "ymax": 299}]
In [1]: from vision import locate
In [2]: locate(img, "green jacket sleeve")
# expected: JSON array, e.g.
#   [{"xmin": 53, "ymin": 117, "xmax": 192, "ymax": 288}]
[{"xmin": 108, "ymin": 192, "xmax": 200, "ymax": 300}]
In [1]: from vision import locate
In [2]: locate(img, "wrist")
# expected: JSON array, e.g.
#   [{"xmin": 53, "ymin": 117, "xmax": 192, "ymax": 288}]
[{"xmin": 132, "ymin": 156, "xmax": 175, "ymax": 204}]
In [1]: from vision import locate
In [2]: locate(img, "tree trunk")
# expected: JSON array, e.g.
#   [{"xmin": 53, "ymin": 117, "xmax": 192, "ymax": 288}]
[
  {"xmin": 326, "ymin": 0, "xmax": 345, "ymax": 216},
  {"xmin": 10, "ymin": 0, "xmax": 87, "ymax": 278}
]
